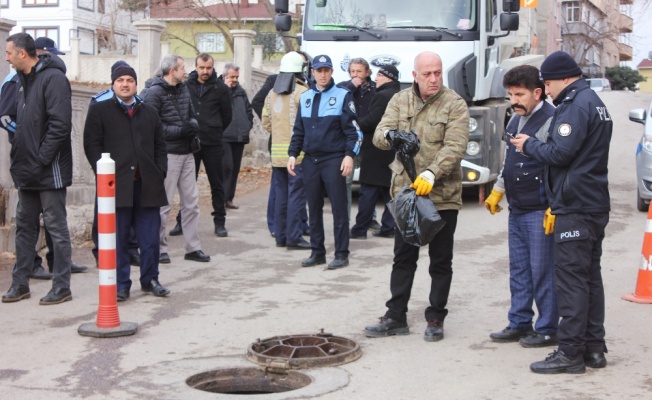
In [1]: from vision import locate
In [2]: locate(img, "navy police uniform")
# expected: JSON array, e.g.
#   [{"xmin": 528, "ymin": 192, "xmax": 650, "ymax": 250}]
[
  {"xmin": 523, "ymin": 78, "xmax": 612, "ymax": 358},
  {"xmin": 289, "ymin": 77, "xmax": 362, "ymax": 259}
]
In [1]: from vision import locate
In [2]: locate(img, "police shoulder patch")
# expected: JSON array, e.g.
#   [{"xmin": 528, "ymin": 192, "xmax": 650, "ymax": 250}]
[
  {"xmin": 557, "ymin": 123, "xmax": 572, "ymax": 137},
  {"xmin": 348, "ymin": 100, "xmax": 356, "ymax": 114}
]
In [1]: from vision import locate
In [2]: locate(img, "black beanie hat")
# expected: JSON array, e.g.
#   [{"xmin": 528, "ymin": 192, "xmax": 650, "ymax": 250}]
[
  {"xmin": 378, "ymin": 65, "xmax": 399, "ymax": 81},
  {"xmin": 539, "ymin": 51, "xmax": 582, "ymax": 81},
  {"xmin": 111, "ymin": 64, "xmax": 137, "ymax": 84}
]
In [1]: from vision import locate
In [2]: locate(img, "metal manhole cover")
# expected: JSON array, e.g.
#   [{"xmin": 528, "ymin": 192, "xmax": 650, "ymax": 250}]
[{"xmin": 246, "ymin": 330, "xmax": 362, "ymax": 369}]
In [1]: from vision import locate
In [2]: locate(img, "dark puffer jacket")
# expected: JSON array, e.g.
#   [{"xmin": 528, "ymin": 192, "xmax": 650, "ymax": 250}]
[
  {"xmin": 223, "ymin": 83, "xmax": 253, "ymax": 144},
  {"xmin": 186, "ymin": 70, "xmax": 232, "ymax": 146},
  {"xmin": 140, "ymin": 76, "xmax": 197, "ymax": 154},
  {"xmin": 11, "ymin": 53, "xmax": 72, "ymax": 190}
]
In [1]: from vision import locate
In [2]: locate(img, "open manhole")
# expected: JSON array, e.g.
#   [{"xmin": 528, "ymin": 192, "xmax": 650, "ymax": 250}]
[{"xmin": 187, "ymin": 330, "xmax": 361, "ymax": 395}]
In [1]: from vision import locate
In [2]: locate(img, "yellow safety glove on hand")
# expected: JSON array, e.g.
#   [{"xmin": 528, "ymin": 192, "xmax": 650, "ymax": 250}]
[
  {"xmin": 543, "ymin": 207, "xmax": 556, "ymax": 235},
  {"xmin": 410, "ymin": 170, "xmax": 435, "ymax": 196},
  {"xmin": 484, "ymin": 189, "xmax": 504, "ymax": 215}
]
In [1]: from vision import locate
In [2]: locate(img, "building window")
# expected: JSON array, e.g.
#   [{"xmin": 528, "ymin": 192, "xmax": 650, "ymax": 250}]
[
  {"xmin": 23, "ymin": 27, "xmax": 59, "ymax": 46},
  {"xmin": 23, "ymin": 0, "xmax": 58, "ymax": 5},
  {"xmin": 98, "ymin": 0, "xmax": 104, "ymax": 13},
  {"xmin": 1, "ymin": 0, "xmax": 8, "ymax": 9},
  {"xmin": 197, "ymin": 33, "xmax": 225, "ymax": 53},
  {"xmin": 77, "ymin": 0, "xmax": 93, "ymax": 11},
  {"xmin": 565, "ymin": 1, "xmax": 580, "ymax": 22},
  {"xmin": 76, "ymin": 27, "xmax": 95, "ymax": 55}
]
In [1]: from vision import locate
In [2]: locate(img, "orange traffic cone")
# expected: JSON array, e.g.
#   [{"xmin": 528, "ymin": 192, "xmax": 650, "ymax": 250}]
[{"xmin": 622, "ymin": 201, "xmax": 652, "ymax": 304}]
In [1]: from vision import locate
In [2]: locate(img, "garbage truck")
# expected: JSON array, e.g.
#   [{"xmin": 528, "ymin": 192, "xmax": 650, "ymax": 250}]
[{"xmin": 274, "ymin": 0, "xmax": 542, "ymax": 201}]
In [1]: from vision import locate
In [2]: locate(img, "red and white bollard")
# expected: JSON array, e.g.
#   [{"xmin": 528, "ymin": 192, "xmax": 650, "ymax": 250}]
[{"xmin": 79, "ymin": 153, "xmax": 137, "ymax": 338}]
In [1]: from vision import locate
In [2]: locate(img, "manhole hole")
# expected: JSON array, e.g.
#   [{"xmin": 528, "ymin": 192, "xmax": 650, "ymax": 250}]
[
  {"xmin": 246, "ymin": 330, "xmax": 362, "ymax": 369},
  {"xmin": 186, "ymin": 367, "xmax": 311, "ymax": 395},
  {"xmin": 187, "ymin": 331, "xmax": 360, "ymax": 396}
]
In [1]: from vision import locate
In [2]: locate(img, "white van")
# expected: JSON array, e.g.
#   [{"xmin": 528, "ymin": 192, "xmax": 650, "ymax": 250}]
[{"xmin": 586, "ymin": 78, "xmax": 611, "ymax": 92}]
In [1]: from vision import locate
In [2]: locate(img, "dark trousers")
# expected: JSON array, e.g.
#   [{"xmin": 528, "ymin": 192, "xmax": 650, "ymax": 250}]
[
  {"xmin": 13, "ymin": 189, "xmax": 71, "ymax": 289},
  {"xmin": 554, "ymin": 212, "xmax": 609, "ymax": 357},
  {"xmin": 351, "ymin": 184, "xmax": 395, "ymax": 236},
  {"xmin": 223, "ymin": 142, "xmax": 245, "ymax": 202},
  {"xmin": 115, "ymin": 181, "xmax": 161, "ymax": 292},
  {"xmin": 385, "ymin": 209, "xmax": 458, "ymax": 323},
  {"xmin": 302, "ymin": 156, "xmax": 349, "ymax": 258},
  {"xmin": 93, "ymin": 195, "xmax": 139, "ymax": 261},
  {"xmin": 267, "ymin": 174, "xmax": 276, "ymax": 235},
  {"xmin": 273, "ymin": 165, "xmax": 306, "ymax": 246},
  {"xmin": 194, "ymin": 144, "xmax": 226, "ymax": 226}
]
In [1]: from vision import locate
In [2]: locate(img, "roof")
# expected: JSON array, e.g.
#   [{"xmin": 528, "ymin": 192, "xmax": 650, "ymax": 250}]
[
  {"xmin": 637, "ymin": 59, "xmax": 652, "ymax": 69},
  {"xmin": 150, "ymin": 0, "xmax": 291, "ymax": 20}
]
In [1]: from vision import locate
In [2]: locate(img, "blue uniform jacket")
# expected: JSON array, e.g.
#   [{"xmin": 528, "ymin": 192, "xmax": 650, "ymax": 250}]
[
  {"xmin": 523, "ymin": 80, "xmax": 612, "ymax": 215},
  {"xmin": 289, "ymin": 78, "xmax": 362, "ymax": 162}
]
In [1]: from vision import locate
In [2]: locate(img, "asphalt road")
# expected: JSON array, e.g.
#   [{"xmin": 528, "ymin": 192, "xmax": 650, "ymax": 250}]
[{"xmin": 1, "ymin": 90, "xmax": 651, "ymax": 399}]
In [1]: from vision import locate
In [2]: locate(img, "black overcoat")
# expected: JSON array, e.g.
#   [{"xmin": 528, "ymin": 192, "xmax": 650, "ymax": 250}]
[{"xmin": 83, "ymin": 96, "xmax": 168, "ymax": 208}]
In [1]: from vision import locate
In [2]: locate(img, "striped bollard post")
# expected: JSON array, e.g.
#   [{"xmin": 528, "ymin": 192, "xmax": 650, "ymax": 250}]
[{"xmin": 79, "ymin": 153, "xmax": 138, "ymax": 338}]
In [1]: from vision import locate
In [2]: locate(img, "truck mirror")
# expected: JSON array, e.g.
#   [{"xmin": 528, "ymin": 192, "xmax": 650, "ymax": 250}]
[
  {"xmin": 275, "ymin": 14, "xmax": 292, "ymax": 32},
  {"xmin": 316, "ymin": 0, "xmax": 327, "ymax": 7},
  {"xmin": 500, "ymin": 13, "xmax": 519, "ymax": 31},
  {"xmin": 275, "ymin": 0, "xmax": 289, "ymax": 13},
  {"xmin": 502, "ymin": 0, "xmax": 520, "ymax": 12}
]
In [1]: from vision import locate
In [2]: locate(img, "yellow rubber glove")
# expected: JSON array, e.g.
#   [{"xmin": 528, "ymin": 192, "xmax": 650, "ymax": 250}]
[
  {"xmin": 484, "ymin": 189, "xmax": 504, "ymax": 215},
  {"xmin": 410, "ymin": 170, "xmax": 435, "ymax": 196},
  {"xmin": 543, "ymin": 207, "xmax": 555, "ymax": 235}
]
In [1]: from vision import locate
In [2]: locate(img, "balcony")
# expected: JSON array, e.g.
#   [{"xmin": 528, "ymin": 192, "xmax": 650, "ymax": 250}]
[
  {"xmin": 620, "ymin": 13, "xmax": 633, "ymax": 33},
  {"xmin": 619, "ymin": 42, "xmax": 633, "ymax": 61}
]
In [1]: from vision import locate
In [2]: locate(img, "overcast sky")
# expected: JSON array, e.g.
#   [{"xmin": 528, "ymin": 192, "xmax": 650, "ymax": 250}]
[{"xmin": 628, "ymin": 0, "xmax": 652, "ymax": 68}]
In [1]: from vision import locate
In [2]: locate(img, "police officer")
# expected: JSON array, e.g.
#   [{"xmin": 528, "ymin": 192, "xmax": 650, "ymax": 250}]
[
  {"xmin": 287, "ymin": 54, "xmax": 362, "ymax": 270},
  {"xmin": 511, "ymin": 51, "xmax": 612, "ymax": 374}
]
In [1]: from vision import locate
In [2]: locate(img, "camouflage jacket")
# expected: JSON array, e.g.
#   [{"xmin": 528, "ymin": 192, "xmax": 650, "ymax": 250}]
[{"xmin": 373, "ymin": 84, "xmax": 469, "ymax": 210}]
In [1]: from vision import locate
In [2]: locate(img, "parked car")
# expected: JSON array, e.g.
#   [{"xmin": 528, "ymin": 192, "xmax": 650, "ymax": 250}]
[
  {"xmin": 586, "ymin": 78, "xmax": 611, "ymax": 92},
  {"xmin": 629, "ymin": 105, "xmax": 652, "ymax": 211}
]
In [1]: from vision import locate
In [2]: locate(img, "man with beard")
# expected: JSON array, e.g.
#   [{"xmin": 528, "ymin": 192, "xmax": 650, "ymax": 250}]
[{"xmin": 485, "ymin": 65, "xmax": 558, "ymax": 349}]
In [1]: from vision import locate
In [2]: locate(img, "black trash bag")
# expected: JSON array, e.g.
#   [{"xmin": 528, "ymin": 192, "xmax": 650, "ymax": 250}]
[
  {"xmin": 388, "ymin": 186, "xmax": 446, "ymax": 247},
  {"xmin": 390, "ymin": 130, "xmax": 420, "ymax": 182}
]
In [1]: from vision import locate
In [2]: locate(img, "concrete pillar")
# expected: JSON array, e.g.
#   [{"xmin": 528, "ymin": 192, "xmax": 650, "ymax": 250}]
[
  {"xmin": 231, "ymin": 29, "xmax": 256, "ymax": 95},
  {"xmin": 69, "ymin": 37, "xmax": 80, "ymax": 81},
  {"xmin": 161, "ymin": 41, "xmax": 170, "ymax": 58},
  {"xmin": 0, "ymin": 18, "xmax": 16, "ymax": 81},
  {"xmin": 133, "ymin": 20, "xmax": 166, "ymax": 92},
  {"xmin": 253, "ymin": 45, "xmax": 263, "ymax": 69}
]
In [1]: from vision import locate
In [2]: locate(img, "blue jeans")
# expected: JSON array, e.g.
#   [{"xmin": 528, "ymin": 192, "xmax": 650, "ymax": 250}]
[{"xmin": 507, "ymin": 210, "xmax": 558, "ymax": 335}]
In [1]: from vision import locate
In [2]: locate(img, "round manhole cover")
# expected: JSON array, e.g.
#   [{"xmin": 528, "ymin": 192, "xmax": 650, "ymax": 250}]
[{"xmin": 246, "ymin": 331, "xmax": 361, "ymax": 369}]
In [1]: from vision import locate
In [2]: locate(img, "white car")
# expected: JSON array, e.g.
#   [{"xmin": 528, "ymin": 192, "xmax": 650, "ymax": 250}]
[
  {"xmin": 629, "ymin": 104, "xmax": 652, "ymax": 211},
  {"xmin": 586, "ymin": 78, "xmax": 611, "ymax": 92}
]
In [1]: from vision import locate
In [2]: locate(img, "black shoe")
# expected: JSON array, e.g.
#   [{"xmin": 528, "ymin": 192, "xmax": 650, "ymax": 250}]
[
  {"xmin": 519, "ymin": 332, "xmax": 558, "ymax": 348},
  {"xmin": 159, "ymin": 253, "xmax": 171, "ymax": 264},
  {"xmin": 530, "ymin": 350, "xmax": 586, "ymax": 374},
  {"xmin": 117, "ymin": 289, "xmax": 130, "ymax": 302},
  {"xmin": 276, "ymin": 242, "xmax": 286, "ymax": 247},
  {"xmin": 225, "ymin": 201, "xmax": 239, "ymax": 210},
  {"xmin": 327, "ymin": 257, "xmax": 349, "ymax": 269},
  {"xmin": 71, "ymin": 263, "xmax": 88, "ymax": 273},
  {"xmin": 302, "ymin": 255, "xmax": 326, "ymax": 268},
  {"xmin": 584, "ymin": 352, "xmax": 607, "ymax": 368},
  {"xmin": 169, "ymin": 222, "xmax": 183, "ymax": 236},
  {"xmin": 364, "ymin": 316, "xmax": 409, "ymax": 338},
  {"xmin": 287, "ymin": 239, "xmax": 311, "ymax": 250},
  {"xmin": 350, "ymin": 232, "xmax": 367, "ymax": 239},
  {"xmin": 372, "ymin": 231, "xmax": 394, "ymax": 238},
  {"xmin": 2, "ymin": 285, "xmax": 31, "ymax": 303},
  {"xmin": 141, "ymin": 279, "xmax": 170, "ymax": 297},
  {"xmin": 369, "ymin": 220, "xmax": 382, "ymax": 231},
  {"xmin": 215, "ymin": 225, "xmax": 228, "ymax": 237},
  {"xmin": 184, "ymin": 250, "xmax": 210, "ymax": 262},
  {"xmin": 39, "ymin": 288, "xmax": 72, "ymax": 305},
  {"xmin": 424, "ymin": 319, "xmax": 444, "ymax": 342},
  {"xmin": 489, "ymin": 326, "xmax": 533, "ymax": 343},
  {"xmin": 30, "ymin": 266, "xmax": 53, "ymax": 280},
  {"xmin": 129, "ymin": 254, "xmax": 140, "ymax": 267}
]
